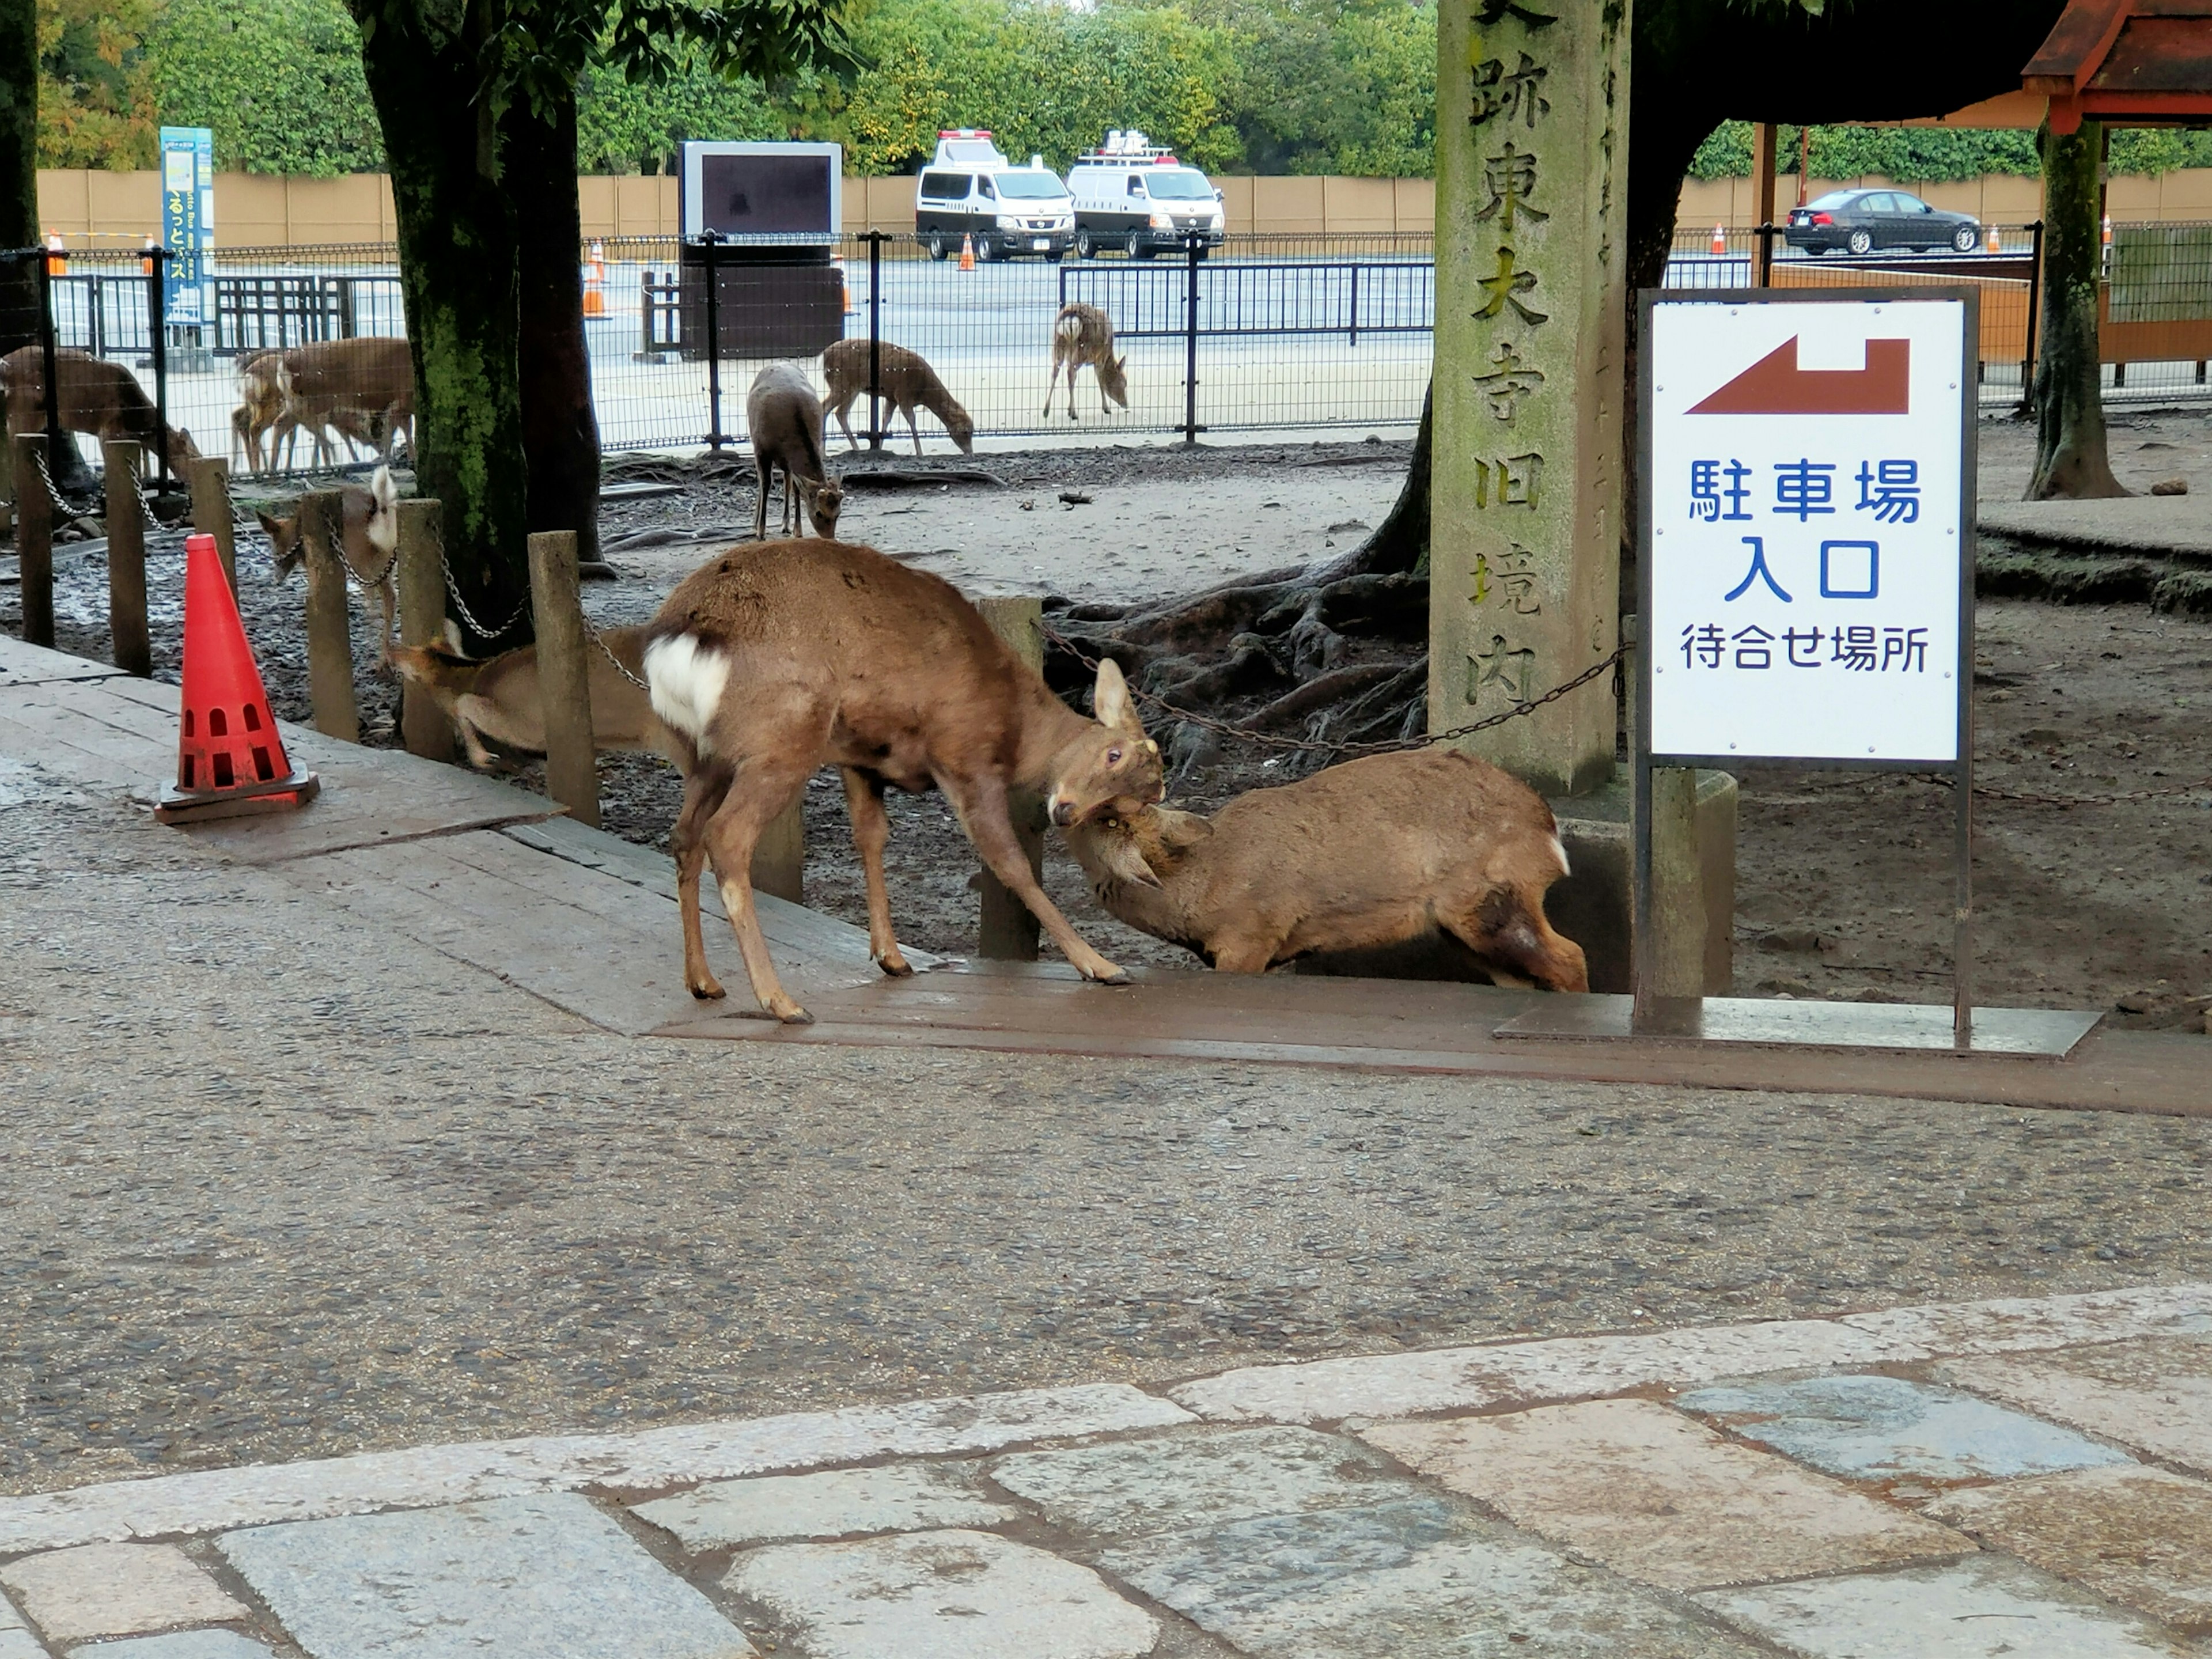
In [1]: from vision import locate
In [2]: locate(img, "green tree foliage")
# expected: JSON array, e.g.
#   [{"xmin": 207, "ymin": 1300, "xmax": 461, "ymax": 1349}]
[
  {"xmin": 145, "ymin": 0, "xmax": 382, "ymax": 174},
  {"xmin": 1196, "ymin": 0, "xmax": 1436, "ymax": 178},
  {"xmin": 1690, "ymin": 118, "xmax": 2212, "ymax": 182},
  {"xmin": 574, "ymin": 46, "xmax": 781, "ymax": 171},
  {"xmin": 38, "ymin": 0, "xmax": 157, "ymax": 166}
]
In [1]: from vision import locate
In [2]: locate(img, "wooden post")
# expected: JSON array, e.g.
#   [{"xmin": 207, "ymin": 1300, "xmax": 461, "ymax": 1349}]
[
  {"xmin": 751, "ymin": 798, "xmax": 805, "ymax": 904},
  {"xmin": 526, "ymin": 529, "xmax": 599, "ymax": 829},
  {"xmin": 103, "ymin": 438, "xmax": 150, "ymax": 677},
  {"xmin": 395, "ymin": 498, "xmax": 453, "ymax": 762},
  {"xmin": 1643, "ymin": 767, "xmax": 1706, "ymax": 999},
  {"xmin": 300, "ymin": 488, "xmax": 358, "ymax": 743},
  {"xmin": 1751, "ymin": 122, "xmax": 1779, "ymax": 286},
  {"xmin": 975, "ymin": 593, "xmax": 1046, "ymax": 960},
  {"xmin": 13, "ymin": 434, "xmax": 51, "ymax": 647},
  {"xmin": 188, "ymin": 456, "xmax": 236, "ymax": 594}
]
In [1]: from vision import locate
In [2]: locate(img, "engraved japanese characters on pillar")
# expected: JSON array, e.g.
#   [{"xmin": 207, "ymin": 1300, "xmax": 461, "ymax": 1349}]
[{"xmin": 1433, "ymin": 0, "xmax": 1628, "ymax": 798}]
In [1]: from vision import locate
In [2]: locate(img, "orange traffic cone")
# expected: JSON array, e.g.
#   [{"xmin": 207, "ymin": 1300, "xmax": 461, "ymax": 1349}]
[
  {"xmin": 959, "ymin": 232, "xmax": 976, "ymax": 272},
  {"xmin": 582, "ymin": 240, "xmax": 607, "ymax": 317},
  {"xmin": 155, "ymin": 532, "xmax": 319, "ymax": 824},
  {"xmin": 43, "ymin": 230, "xmax": 63, "ymax": 275},
  {"xmin": 2103, "ymin": 213, "xmax": 2113, "ymax": 248},
  {"xmin": 1986, "ymin": 224, "xmax": 2001, "ymax": 253},
  {"xmin": 1711, "ymin": 222, "xmax": 1726, "ymax": 255}
]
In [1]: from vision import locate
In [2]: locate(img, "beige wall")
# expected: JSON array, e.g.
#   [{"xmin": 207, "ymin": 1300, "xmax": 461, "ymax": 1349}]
[
  {"xmin": 1679, "ymin": 168, "xmax": 2212, "ymax": 230},
  {"xmin": 33, "ymin": 169, "xmax": 1440, "ymax": 245}
]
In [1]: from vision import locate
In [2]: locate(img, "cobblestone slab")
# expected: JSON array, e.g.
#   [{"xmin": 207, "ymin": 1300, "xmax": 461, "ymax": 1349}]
[
  {"xmin": 216, "ymin": 1492, "xmax": 754, "ymax": 1659},
  {"xmin": 632, "ymin": 1463, "xmax": 1016, "ymax": 1549},
  {"xmin": 0, "ymin": 1386, "xmax": 1190, "ymax": 1554},
  {"xmin": 1172, "ymin": 1319, "xmax": 1915, "ymax": 1424},
  {"xmin": 991, "ymin": 1429, "xmax": 1403, "ymax": 1536},
  {"xmin": 63, "ymin": 1635, "xmax": 275, "ymax": 1659},
  {"xmin": 1363, "ymin": 1399, "xmax": 1970, "ymax": 1590},
  {"xmin": 1678, "ymin": 1374, "xmax": 2133, "ymax": 1485},
  {"xmin": 1099, "ymin": 1495, "xmax": 1763, "ymax": 1658},
  {"xmin": 1843, "ymin": 1285, "xmax": 2212, "ymax": 1358},
  {"xmin": 1929, "ymin": 1463, "xmax": 2212, "ymax": 1631},
  {"xmin": 1695, "ymin": 1555, "xmax": 2195, "ymax": 1657},
  {"xmin": 0, "ymin": 1545, "xmax": 246, "ymax": 1645},
  {"xmin": 724, "ymin": 1529, "xmax": 1156, "ymax": 1659},
  {"xmin": 1938, "ymin": 1337, "xmax": 2212, "ymax": 1475}
]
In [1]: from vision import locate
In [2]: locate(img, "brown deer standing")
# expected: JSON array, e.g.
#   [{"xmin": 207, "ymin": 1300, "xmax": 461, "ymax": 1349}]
[
  {"xmin": 820, "ymin": 339, "xmax": 975, "ymax": 456},
  {"xmin": 641, "ymin": 538, "xmax": 1165, "ymax": 1022},
  {"xmin": 0, "ymin": 347, "xmax": 198, "ymax": 476},
  {"xmin": 276, "ymin": 337, "xmax": 415, "ymax": 465},
  {"xmin": 391, "ymin": 625, "xmax": 680, "ymax": 771},
  {"xmin": 1044, "ymin": 302, "xmax": 1128, "ymax": 422},
  {"xmin": 232, "ymin": 353, "xmax": 287, "ymax": 473},
  {"xmin": 255, "ymin": 465, "xmax": 402, "ymax": 658},
  {"xmin": 1063, "ymin": 745, "xmax": 1589, "ymax": 990},
  {"xmin": 746, "ymin": 363, "xmax": 844, "ymax": 541}
]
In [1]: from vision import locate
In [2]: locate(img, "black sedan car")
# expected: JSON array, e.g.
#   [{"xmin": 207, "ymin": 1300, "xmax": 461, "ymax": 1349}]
[{"xmin": 1783, "ymin": 189, "xmax": 1982, "ymax": 256}]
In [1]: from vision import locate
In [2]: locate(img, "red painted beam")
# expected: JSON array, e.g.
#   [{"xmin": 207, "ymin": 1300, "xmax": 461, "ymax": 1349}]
[{"xmin": 2025, "ymin": 0, "xmax": 2135, "ymax": 93}]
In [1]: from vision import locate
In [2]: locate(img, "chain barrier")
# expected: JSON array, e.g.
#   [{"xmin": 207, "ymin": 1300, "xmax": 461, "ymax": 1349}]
[
  {"xmin": 315, "ymin": 495, "xmax": 398, "ymax": 594},
  {"xmin": 586, "ymin": 615, "xmax": 651, "ymax": 691},
  {"xmin": 431, "ymin": 520, "xmax": 533, "ymax": 644},
  {"xmin": 1042, "ymin": 620, "xmax": 1627, "ymax": 759}
]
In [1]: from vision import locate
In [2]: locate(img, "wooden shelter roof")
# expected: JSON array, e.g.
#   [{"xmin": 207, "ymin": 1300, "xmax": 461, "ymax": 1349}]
[{"xmin": 2027, "ymin": 0, "xmax": 2212, "ymax": 131}]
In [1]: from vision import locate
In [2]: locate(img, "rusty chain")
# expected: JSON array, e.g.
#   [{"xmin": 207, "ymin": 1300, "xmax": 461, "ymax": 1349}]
[{"xmin": 1042, "ymin": 620, "xmax": 1628, "ymax": 759}]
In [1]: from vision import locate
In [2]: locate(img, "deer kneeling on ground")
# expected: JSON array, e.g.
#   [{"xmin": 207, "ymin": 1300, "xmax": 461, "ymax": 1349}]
[
  {"xmin": 820, "ymin": 339, "xmax": 975, "ymax": 457},
  {"xmin": 1044, "ymin": 302, "xmax": 1128, "ymax": 422},
  {"xmin": 255, "ymin": 465, "xmax": 401, "ymax": 660},
  {"xmin": 391, "ymin": 625, "xmax": 679, "ymax": 771},
  {"xmin": 642, "ymin": 539, "xmax": 1165, "ymax": 1022},
  {"xmin": 746, "ymin": 363, "xmax": 843, "ymax": 540},
  {"xmin": 1063, "ymin": 744, "xmax": 1589, "ymax": 990}
]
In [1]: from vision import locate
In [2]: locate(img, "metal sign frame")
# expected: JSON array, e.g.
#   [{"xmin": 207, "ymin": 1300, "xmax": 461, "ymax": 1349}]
[{"xmin": 1634, "ymin": 285, "xmax": 1979, "ymax": 1047}]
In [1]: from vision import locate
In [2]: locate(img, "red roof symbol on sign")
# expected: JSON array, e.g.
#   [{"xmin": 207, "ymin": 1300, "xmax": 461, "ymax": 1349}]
[{"xmin": 1689, "ymin": 336, "xmax": 1910, "ymax": 415}]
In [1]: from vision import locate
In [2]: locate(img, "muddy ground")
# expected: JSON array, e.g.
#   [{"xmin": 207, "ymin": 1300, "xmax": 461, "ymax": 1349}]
[{"xmin": 5, "ymin": 418, "xmax": 2209, "ymax": 1032}]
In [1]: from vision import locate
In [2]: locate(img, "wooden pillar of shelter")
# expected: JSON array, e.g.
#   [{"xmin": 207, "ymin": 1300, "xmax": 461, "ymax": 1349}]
[
  {"xmin": 1751, "ymin": 122, "xmax": 1779, "ymax": 284},
  {"xmin": 1431, "ymin": 0, "xmax": 1629, "ymax": 800}
]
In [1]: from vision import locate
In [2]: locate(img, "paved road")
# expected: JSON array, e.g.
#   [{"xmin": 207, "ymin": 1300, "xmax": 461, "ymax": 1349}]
[{"xmin": 5, "ymin": 767, "xmax": 2210, "ymax": 1502}]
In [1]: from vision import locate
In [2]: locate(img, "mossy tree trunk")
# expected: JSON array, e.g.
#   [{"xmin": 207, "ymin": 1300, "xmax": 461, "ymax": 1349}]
[
  {"xmin": 2028, "ymin": 120, "xmax": 2126, "ymax": 501},
  {"xmin": 351, "ymin": 3, "xmax": 532, "ymax": 651},
  {"xmin": 506, "ymin": 86, "xmax": 603, "ymax": 569}
]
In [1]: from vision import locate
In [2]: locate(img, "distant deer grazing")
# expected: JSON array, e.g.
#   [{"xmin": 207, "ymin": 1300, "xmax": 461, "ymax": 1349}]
[
  {"xmin": 745, "ymin": 363, "xmax": 844, "ymax": 540},
  {"xmin": 1063, "ymin": 745, "xmax": 1589, "ymax": 990},
  {"xmin": 1044, "ymin": 302, "xmax": 1128, "ymax": 422},
  {"xmin": 232, "ymin": 353, "xmax": 287, "ymax": 473},
  {"xmin": 391, "ymin": 624, "xmax": 679, "ymax": 771},
  {"xmin": 820, "ymin": 339, "xmax": 975, "ymax": 457},
  {"xmin": 0, "ymin": 347, "xmax": 198, "ymax": 476},
  {"xmin": 255, "ymin": 465, "xmax": 402, "ymax": 659},
  {"xmin": 642, "ymin": 538, "xmax": 1165, "ymax": 1022}
]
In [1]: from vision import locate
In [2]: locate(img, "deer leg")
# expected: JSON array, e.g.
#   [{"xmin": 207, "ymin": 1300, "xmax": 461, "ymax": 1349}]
[
  {"xmin": 839, "ymin": 767, "xmax": 912, "ymax": 977},
  {"xmin": 831, "ymin": 396, "xmax": 857, "ymax": 453},
  {"xmin": 752, "ymin": 457, "xmax": 771, "ymax": 541},
  {"xmin": 908, "ymin": 408, "xmax": 924, "ymax": 459},
  {"xmin": 1210, "ymin": 937, "xmax": 1281, "ymax": 974},
  {"xmin": 939, "ymin": 772, "xmax": 1128, "ymax": 986},
  {"xmin": 673, "ymin": 760, "xmax": 736, "ymax": 1000},
  {"xmin": 1442, "ymin": 889, "xmax": 1590, "ymax": 994},
  {"xmin": 704, "ymin": 760, "xmax": 818, "ymax": 1023}
]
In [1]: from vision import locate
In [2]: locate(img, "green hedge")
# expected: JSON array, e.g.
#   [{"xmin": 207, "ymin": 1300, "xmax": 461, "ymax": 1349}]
[{"xmin": 1690, "ymin": 120, "xmax": 2212, "ymax": 182}]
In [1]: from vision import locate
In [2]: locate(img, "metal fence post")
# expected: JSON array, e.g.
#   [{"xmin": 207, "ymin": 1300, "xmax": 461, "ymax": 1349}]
[
  {"xmin": 1349, "ymin": 260, "xmax": 1360, "ymax": 346},
  {"xmin": 103, "ymin": 438, "xmax": 150, "ymax": 677},
  {"xmin": 702, "ymin": 238, "xmax": 725, "ymax": 450},
  {"xmin": 146, "ymin": 247, "xmax": 169, "ymax": 491},
  {"xmin": 527, "ymin": 528, "xmax": 599, "ymax": 828},
  {"xmin": 1756, "ymin": 222, "xmax": 1775, "ymax": 288},
  {"xmin": 36, "ymin": 254, "xmax": 61, "ymax": 466},
  {"xmin": 1183, "ymin": 232, "xmax": 1201, "ymax": 446},
  {"xmin": 868, "ymin": 229, "xmax": 884, "ymax": 452},
  {"xmin": 13, "ymin": 434, "xmax": 51, "ymax": 647}
]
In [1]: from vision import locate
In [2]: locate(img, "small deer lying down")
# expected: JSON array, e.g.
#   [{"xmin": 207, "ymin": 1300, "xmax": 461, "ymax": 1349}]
[
  {"xmin": 1063, "ymin": 745, "xmax": 1589, "ymax": 990},
  {"xmin": 255, "ymin": 465, "xmax": 401, "ymax": 658},
  {"xmin": 642, "ymin": 538, "xmax": 1165, "ymax": 1022},
  {"xmin": 821, "ymin": 339, "xmax": 974, "ymax": 457},
  {"xmin": 746, "ymin": 362, "xmax": 844, "ymax": 540},
  {"xmin": 389, "ymin": 625, "xmax": 680, "ymax": 771}
]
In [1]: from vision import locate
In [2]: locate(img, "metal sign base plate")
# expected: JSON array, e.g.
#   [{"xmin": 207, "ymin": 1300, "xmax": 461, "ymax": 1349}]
[{"xmin": 1494, "ymin": 996, "xmax": 2101, "ymax": 1059}]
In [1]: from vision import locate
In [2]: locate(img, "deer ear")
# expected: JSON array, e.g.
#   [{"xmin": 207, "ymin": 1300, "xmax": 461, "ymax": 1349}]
[
  {"xmin": 1093, "ymin": 656, "xmax": 1143, "ymax": 735},
  {"xmin": 254, "ymin": 509, "xmax": 283, "ymax": 536},
  {"xmin": 1090, "ymin": 824, "xmax": 1165, "ymax": 891}
]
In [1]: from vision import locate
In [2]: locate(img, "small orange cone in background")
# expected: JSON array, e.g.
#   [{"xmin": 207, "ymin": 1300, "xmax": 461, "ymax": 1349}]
[
  {"xmin": 155, "ymin": 532, "xmax": 319, "ymax": 824},
  {"xmin": 1986, "ymin": 224, "xmax": 2001, "ymax": 253},
  {"xmin": 583, "ymin": 240, "xmax": 607, "ymax": 317},
  {"xmin": 43, "ymin": 230, "xmax": 64, "ymax": 275},
  {"xmin": 1711, "ymin": 223, "xmax": 1726, "ymax": 256},
  {"xmin": 959, "ymin": 232, "xmax": 976, "ymax": 272}
]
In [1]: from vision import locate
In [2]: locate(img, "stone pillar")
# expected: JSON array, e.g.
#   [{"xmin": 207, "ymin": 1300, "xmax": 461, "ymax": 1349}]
[{"xmin": 1432, "ymin": 0, "xmax": 1629, "ymax": 800}]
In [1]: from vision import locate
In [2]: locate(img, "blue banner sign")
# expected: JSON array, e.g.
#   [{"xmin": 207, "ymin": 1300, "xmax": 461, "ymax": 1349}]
[{"xmin": 159, "ymin": 127, "xmax": 214, "ymax": 327}]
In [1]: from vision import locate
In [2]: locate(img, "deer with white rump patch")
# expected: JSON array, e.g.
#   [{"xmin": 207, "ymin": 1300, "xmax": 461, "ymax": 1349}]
[
  {"xmin": 1064, "ymin": 744, "xmax": 1589, "ymax": 990},
  {"xmin": 1044, "ymin": 302, "xmax": 1128, "ymax": 422},
  {"xmin": 643, "ymin": 538, "xmax": 1165, "ymax": 1022},
  {"xmin": 745, "ymin": 362, "xmax": 844, "ymax": 540},
  {"xmin": 820, "ymin": 339, "xmax": 974, "ymax": 456},
  {"xmin": 255, "ymin": 465, "xmax": 402, "ymax": 658}
]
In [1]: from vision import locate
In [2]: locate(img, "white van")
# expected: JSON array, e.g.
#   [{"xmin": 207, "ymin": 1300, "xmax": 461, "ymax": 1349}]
[
  {"xmin": 913, "ymin": 131, "xmax": 1074, "ymax": 261},
  {"xmin": 1066, "ymin": 131, "xmax": 1224, "ymax": 259}
]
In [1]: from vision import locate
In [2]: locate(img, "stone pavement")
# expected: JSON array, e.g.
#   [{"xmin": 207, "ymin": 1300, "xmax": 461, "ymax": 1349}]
[{"xmin": 1, "ymin": 1283, "xmax": 2211, "ymax": 1657}]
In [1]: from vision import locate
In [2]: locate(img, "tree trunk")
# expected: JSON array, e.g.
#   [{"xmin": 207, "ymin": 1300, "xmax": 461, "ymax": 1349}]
[
  {"xmin": 0, "ymin": 0, "xmax": 33, "ymax": 256},
  {"xmin": 505, "ymin": 86, "xmax": 603, "ymax": 569},
  {"xmin": 352, "ymin": 7, "xmax": 531, "ymax": 651},
  {"xmin": 2028, "ymin": 120, "xmax": 2126, "ymax": 501}
]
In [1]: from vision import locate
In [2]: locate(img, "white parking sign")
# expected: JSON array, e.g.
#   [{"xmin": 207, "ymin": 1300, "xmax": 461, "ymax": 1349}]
[{"xmin": 1643, "ymin": 293, "xmax": 1972, "ymax": 763}]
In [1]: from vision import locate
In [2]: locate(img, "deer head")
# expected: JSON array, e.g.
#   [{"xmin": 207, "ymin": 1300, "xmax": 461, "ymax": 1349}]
[
  {"xmin": 1098, "ymin": 353, "xmax": 1130, "ymax": 411},
  {"xmin": 255, "ymin": 506, "xmax": 304, "ymax": 579},
  {"xmin": 802, "ymin": 478, "xmax": 844, "ymax": 540},
  {"xmin": 1044, "ymin": 658, "xmax": 1164, "ymax": 831},
  {"xmin": 945, "ymin": 408, "xmax": 975, "ymax": 455}
]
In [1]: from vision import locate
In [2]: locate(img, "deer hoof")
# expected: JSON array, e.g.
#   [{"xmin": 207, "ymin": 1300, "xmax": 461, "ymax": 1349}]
[
  {"xmin": 877, "ymin": 952, "xmax": 915, "ymax": 979},
  {"xmin": 1086, "ymin": 961, "xmax": 1131, "ymax": 986},
  {"xmin": 689, "ymin": 981, "xmax": 727, "ymax": 1001},
  {"xmin": 772, "ymin": 1000, "xmax": 815, "ymax": 1025}
]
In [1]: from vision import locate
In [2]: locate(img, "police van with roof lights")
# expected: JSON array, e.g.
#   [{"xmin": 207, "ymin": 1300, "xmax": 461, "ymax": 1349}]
[
  {"xmin": 1066, "ymin": 131, "xmax": 1225, "ymax": 259},
  {"xmin": 913, "ymin": 131, "xmax": 1075, "ymax": 261}
]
